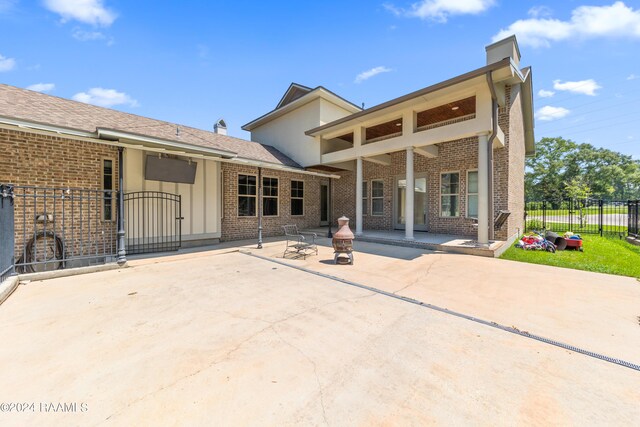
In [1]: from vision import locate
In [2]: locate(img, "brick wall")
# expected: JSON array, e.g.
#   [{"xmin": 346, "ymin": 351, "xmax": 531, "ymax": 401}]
[
  {"xmin": 220, "ymin": 163, "xmax": 327, "ymax": 241},
  {"xmin": 331, "ymin": 84, "xmax": 527, "ymax": 241},
  {"xmin": 0, "ymin": 127, "xmax": 119, "ymax": 264}
]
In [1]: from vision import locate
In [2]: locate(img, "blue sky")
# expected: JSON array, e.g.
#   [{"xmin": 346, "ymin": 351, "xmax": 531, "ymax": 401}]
[{"xmin": 1, "ymin": 0, "xmax": 639, "ymax": 158}]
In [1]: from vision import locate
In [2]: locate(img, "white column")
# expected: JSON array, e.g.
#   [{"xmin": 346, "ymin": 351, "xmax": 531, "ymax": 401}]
[
  {"xmin": 405, "ymin": 147, "xmax": 414, "ymax": 240},
  {"xmin": 477, "ymin": 133, "xmax": 489, "ymax": 245},
  {"xmin": 355, "ymin": 156, "xmax": 363, "ymax": 236}
]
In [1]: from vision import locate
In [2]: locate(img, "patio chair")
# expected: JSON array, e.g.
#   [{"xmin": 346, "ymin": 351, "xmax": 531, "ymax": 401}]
[
  {"xmin": 472, "ymin": 210, "xmax": 511, "ymax": 231},
  {"xmin": 282, "ymin": 225, "xmax": 318, "ymax": 259}
]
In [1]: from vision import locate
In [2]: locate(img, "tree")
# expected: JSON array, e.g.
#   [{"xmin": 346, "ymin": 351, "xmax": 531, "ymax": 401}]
[
  {"xmin": 526, "ymin": 137, "xmax": 640, "ymax": 201},
  {"xmin": 564, "ymin": 178, "xmax": 591, "ymax": 227}
]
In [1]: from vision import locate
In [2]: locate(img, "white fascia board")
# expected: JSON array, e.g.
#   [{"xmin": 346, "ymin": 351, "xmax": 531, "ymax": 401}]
[
  {"xmin": 0, "ymin": 115, "xmax": 95, "ymax": 138},
  {"xmin": 242, "ymin": 88, "xmax": 359, "ymax": 131},
  {"xmin": 220, "ymin": 157, "xmax": 341, "ymax": 179},
  {"xmin": 97, "ymin": 128, "xmax": 237, "ymax": 158}
]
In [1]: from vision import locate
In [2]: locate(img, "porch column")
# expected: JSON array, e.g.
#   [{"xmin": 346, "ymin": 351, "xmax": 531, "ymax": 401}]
[
  {"xmin": 355, "ymin": 156, "xmax": 363, "ymax": 236},
  {"xmin": 405, "ymin": 147, "xmax": 414, "ymax": 240},
  {"xmin": 477, "ymin": 133, "xmax": 489, "ymax": 246}
]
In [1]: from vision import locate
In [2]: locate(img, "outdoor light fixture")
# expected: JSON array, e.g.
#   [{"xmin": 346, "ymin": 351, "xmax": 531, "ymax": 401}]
[{"xmin": 451, "ymin": 106, "xmax": 460, "ymax": 110}]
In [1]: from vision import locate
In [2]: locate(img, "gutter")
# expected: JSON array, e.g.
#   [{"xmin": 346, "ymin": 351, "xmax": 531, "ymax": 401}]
[{"xmin": 485, "ymin": 71, "xmax": 498, "ymax": 241}]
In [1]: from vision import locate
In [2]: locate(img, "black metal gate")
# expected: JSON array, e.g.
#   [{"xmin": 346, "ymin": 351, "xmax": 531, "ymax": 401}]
[{"xmin": 123, "ymin": 191, "xmax": 182, "ymax": 255}]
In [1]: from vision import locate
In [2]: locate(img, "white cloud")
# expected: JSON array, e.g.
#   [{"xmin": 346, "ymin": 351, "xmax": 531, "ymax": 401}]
[
  {"xmin": 538, "ymin": 89, "xmax": 555, "ymax": 98},
  {"xmin": 355, "ymin": 66, "xmax": 393, "ymax": 83},
  {"xmin": 553, "ymin": 79, "xmax": 601, "ymax": 96},
  {"xmin": 493, "ymin": 1, "xmax": 640, "ymax": 47},
  {"xmin": 385, "ymin": 0, "xmax": 495, "ymax": 23},
  {"xmin": 627, "ymin": 73, "xmax": 639, "ymax": 80},
  {"xmin": 0, "ymin": 54, "xmax": 16, "ymax": 72},
  {"xmin": 536, "ymin": 106, "xmax": 570, "ymax": 121},
  {"xmin": 43, "ymin": 0, "xmax": 116, "ymax": 26},
  {"xmin": 72, "ymin": 28, "xmax": 114, "ymax": 45},
  {"xmin": 528, "ymin": 5, "xmax": 552, "ymax": 18},
  {"xmin": 27, "ymin": 83, "xmax": 55, "ymax": 92},
  {"xmin": 72, "ymin": 88, "xmax": 138, "ymax": 108}
]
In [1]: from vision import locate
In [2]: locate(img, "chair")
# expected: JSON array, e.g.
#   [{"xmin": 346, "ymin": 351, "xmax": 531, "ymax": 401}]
[
  {"xmin": 472, "ymin": 210, "xmax": 511, "ymax": 230},
  {"xmin": 282, "ymin": 225, "xmax": 318, "ymax": 259}
]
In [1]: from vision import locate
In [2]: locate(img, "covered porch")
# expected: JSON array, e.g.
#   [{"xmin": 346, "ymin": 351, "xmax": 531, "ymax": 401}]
[{"xmin": 309, "ymin": 227, "xmax": 509, "ymax": 257}]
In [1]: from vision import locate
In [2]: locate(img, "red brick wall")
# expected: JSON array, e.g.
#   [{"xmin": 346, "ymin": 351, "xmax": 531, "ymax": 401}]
[
  {"xmin": 220, "ymin": 163, "xmax": 327, "ymax": 241},
  {"xmin": 0, "ymin": 127, "xmax": 119, "ymax": 262}
]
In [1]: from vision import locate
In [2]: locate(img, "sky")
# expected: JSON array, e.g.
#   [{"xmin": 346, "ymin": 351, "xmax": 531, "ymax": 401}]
[{"xmin": 0, "ymin": 0, "xmax": 639, "ymax": 159}]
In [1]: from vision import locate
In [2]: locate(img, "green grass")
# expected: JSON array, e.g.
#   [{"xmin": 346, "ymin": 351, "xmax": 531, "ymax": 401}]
[{"xmin": 500, "ymin": 234, "xmax": 640, "ymax": 278}]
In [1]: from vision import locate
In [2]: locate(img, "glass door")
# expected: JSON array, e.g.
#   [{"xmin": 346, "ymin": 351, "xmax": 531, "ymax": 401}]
[{"xmin": 394, "ymin": 174, "xmax": 428, "ymax": 231}]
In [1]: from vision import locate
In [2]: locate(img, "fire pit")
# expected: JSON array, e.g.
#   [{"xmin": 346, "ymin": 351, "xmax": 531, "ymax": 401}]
[{"xmin": 332, "ymin": 216, "xmax": 354, "ymax": 265}]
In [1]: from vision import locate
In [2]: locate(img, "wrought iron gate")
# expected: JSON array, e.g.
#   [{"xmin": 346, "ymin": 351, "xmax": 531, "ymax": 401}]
[{"xmin": 123, "ymin": 191, "xmax": 182, "ymax": 255}]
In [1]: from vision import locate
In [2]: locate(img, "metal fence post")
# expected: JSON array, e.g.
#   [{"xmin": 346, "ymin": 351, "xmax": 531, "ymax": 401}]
[
  {"xmin": 598, "ymin": 199, "xmax": 603, "ymax": 237},
  {"xmin": 0, "ymin": 184, "xmax": 15, "ymax": 282},
  {"xmin": 116, "ymin": 147, "xmax": 127, "ymax": 265}
]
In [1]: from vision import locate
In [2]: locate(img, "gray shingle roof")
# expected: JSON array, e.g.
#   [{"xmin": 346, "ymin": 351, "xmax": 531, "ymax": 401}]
[{"xmin": 0, "ymin": 84, "xmax": 301, "ymax": 168}]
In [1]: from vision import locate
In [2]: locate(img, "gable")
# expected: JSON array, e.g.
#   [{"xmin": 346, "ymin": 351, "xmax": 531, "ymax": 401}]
[{"xmin": 276, "ymin": 83, "xmax": 312, "ymax": 109}]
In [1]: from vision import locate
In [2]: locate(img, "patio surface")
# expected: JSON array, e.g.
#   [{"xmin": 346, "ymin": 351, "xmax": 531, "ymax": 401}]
[{"xmin": 0, "ymin": 239, "xmax": 639, "ymax": 425}]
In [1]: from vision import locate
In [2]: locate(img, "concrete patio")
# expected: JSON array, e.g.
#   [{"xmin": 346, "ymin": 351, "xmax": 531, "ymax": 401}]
[{"xmin": 0, "ymin": 239, "xmax": 638, "ymax": 425}]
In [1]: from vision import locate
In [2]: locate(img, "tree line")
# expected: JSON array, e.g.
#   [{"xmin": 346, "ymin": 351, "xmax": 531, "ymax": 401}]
[{"xmin": 525, "ymin": 137, "xmax": 640, "ymax": 202}]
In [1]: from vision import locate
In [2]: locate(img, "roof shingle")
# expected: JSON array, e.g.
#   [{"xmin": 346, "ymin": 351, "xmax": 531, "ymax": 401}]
[{"xmin": 0, "ymin": 84, "xmax": 301, "ymax": 168}]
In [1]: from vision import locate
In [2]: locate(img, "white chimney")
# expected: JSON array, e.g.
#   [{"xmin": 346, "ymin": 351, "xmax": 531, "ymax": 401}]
[
  {"xmin": 485, "ymin": 35, "xmax": 521, "ymax": 68},
  {"xmin": 214, "ymin": 118, "xmax": 227, "ymax": 135}
]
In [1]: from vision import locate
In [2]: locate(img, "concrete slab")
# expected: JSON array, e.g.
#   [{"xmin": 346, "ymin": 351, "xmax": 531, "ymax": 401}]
[
  {"xmin": 258, "ymin": 237, "xmax": 640, "ymax": 364},
  {"xmin": 0, "ymin": 250, "xmax": 638, "ymax": 425}
]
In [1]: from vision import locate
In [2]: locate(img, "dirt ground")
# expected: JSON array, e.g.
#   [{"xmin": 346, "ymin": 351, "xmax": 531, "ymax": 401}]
[{"xmin": 0, "ymin": 240, "xmax": 639, "ymax": 425}]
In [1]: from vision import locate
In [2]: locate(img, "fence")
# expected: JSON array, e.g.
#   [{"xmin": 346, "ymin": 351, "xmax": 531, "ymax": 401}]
[
  {"xmin": 6, "ymin": 185, "xmax": 119, "ymax": 275},
  {"xmin": 0, "ymin": 185, "xmax": 14, "ymax": 282},
  {"xmin": 630, "ymin": 200, "xmax": 639, "ymax": 238},
  {"xmin": 524, "ymin": 199, "xmax": 629, "ymax": 237}
]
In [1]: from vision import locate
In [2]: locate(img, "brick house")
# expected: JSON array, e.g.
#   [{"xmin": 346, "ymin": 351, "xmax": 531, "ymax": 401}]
[{"xmin": 0, "ymin": 35, "xmax": 533, "ymax": 266}]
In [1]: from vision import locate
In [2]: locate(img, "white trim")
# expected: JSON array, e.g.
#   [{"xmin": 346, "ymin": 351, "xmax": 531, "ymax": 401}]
[
  {"xmin": 440, "ymin": 171, "xmax": 460, "ymax": 218},
  {"xmin": 466, "ymin": 169, "xmax": 479, "ymax": 219},
  {"xmin": 237, "ymin": 173, "xmax": 258, "ymax": 217},
  {"xmin": 290, "ymin": 179, "xmax": 305, "ymax": 217}
]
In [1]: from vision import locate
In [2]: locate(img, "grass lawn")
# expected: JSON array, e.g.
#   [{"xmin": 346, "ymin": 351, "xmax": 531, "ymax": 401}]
[
  {"xmin": 500, "ymin": 234, "xmax": 640, "ymax": 278},
  {"xmin": 526, "ymin": 206, "xmax": 628, "ymax": 216}
]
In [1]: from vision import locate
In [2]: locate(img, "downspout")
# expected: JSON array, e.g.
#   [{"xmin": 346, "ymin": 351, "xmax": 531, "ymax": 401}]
[{"xmin": 485, "ymin": 72, "xmax": 498, "ymax": 241}]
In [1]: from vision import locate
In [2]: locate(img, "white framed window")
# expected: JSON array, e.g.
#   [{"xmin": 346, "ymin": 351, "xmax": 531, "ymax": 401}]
[
  {"xmin": 467, "ymin": 170, "xmax": 478, "ymax": 218},
  {"xmin": 238, "ymin": 174, "xmax": 257, "ymax": 217},
  {"xmin": 102, "ymin": 158, "xmax": 115, "ymax": 221},
  {"xmin": 371, "ymin": 179, "xmax": 384, "ymax": 216},
  {"xmin": 291, "ymin": 180, "xmax": 304, "ymax": 216},
  {"xmin": 362, "ymin": 181, "xmax": 368, "ymax": 216},
  {"xmin": 440, "ymin": 172, "xmax": 460, "ymax": 217},
  {"xmin": 262, "ymin": 177, "xmax": 279, "ymax": 216}
]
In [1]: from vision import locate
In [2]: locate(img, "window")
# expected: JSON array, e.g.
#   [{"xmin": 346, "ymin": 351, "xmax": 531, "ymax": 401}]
[
  {"xmin": 467, "ymin": 170, "xmax": 478, "ymax": 218},
  {"xmin": 440, "ymin": 172, "xmax": 460, "ymax": 217},
  {"xmin": 102, "ymin": 159, "xmax": 114, "ymax": 221},
  {"xmin": 238, "ymin": 174, "xmax": 257, "ymax": 216},
  {"xmin": 263, "ymin": 177, "xmax": 279, "ymax": 216},
  {"xmin": 371, "ymin": 180, "xmax": 384, "ymax": 216},
  {"xmin": 362, "ymin": 181, "xmax": 368, "ymax": 216},
  {"xmin": 291, "ymin": 180, "xmax": 304, "ymax": 216}
]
